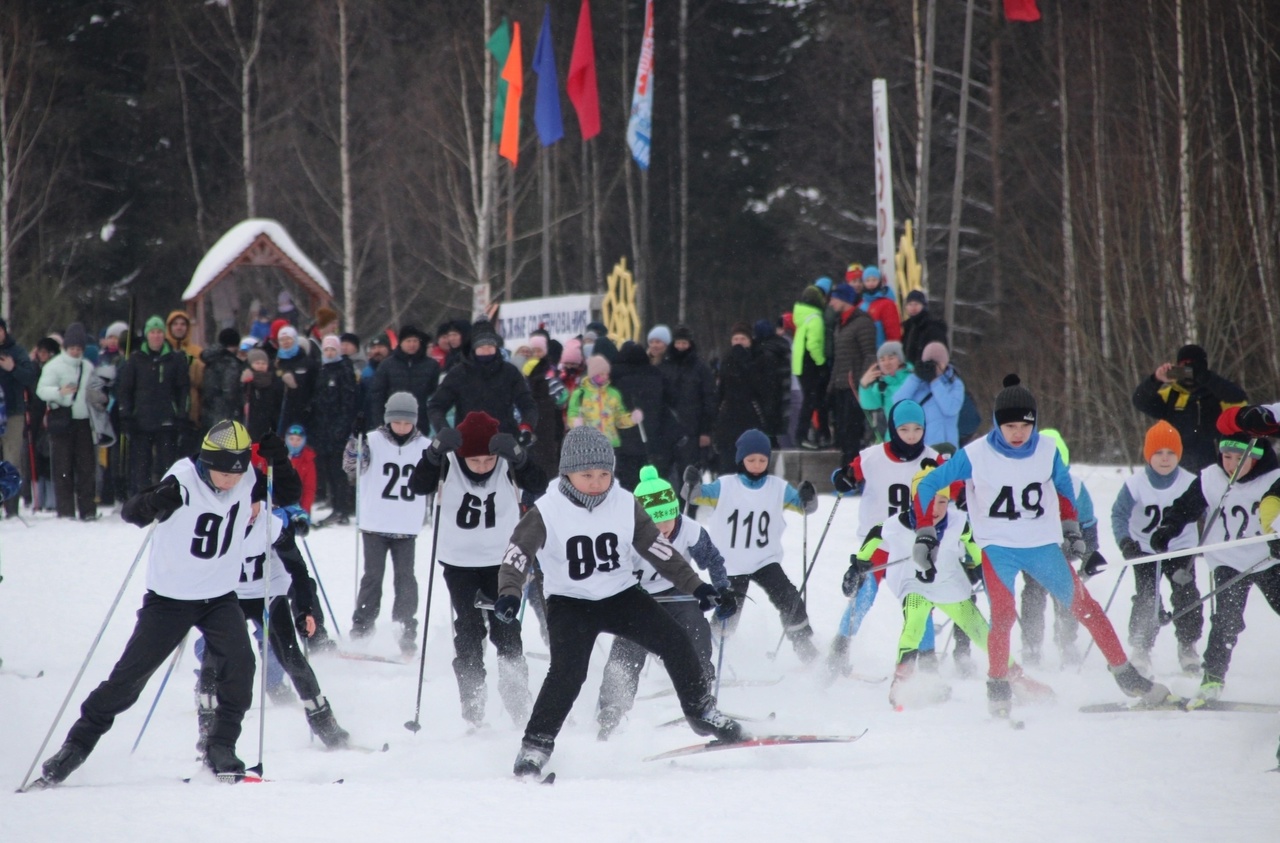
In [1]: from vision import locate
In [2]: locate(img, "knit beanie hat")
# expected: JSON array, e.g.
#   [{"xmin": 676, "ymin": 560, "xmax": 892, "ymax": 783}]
[
  {"xmin": 471, "ymin": 323, "xmax": 501, "ymax": 351},
  {"xmin": 994, "ymin": 374, "xmax": 1037, "ymax": 426},
  {"xmin": 911, "ymin": 463, "xmax": 951, "ymax": 501},
  {"xmin": 735, "ymin": 428, "xmax": 772, "ymax": 463},
  {"xmin": 862, "ymin": 266, "xmax": 882, "ymax": 286},
  {"xmin": 144, "ymin": 315, "xmax": 166, "ymax": 334},
  {"xmin": 63, "ymin": 322, "xmax": 90, "ymax": 349},
  {"xmin": 383, "ymin": 391, "xmax": 419, "ymax": 425},
  {"xmin": 672, "ymin": 324, "xmax": 694, "ymax": 343},
  {"xmin": 104, "ymin": 320, "xmax": 129, "ymax": 340},
  {"xmin": 247, "ymin": 348, "xmax": 269, "ymax": 367},
  {"xmin": 648, "ymin": 325, "xmax": 672, "ymax": 345},
  {"xmin": 218, "ymin": 327, "xmax": 242, "ymax": 349},
  {"xmin": 561, "ymin": 338, "xmax": 584, "ymax": 366},
  {"xmin": 1176, "ymin": 344, "xmax": 1208, "ymax": 378},
  {"xmin": 831, "ymin": 283, "xmax": 859, "ymax": 306},
  {"xmin": 845, "ymin": 263, "xmax": 864, "ymax": 284},
  {"xmin": 877, "ymin": 341, "xmax": 906, "ymax": 365},
  {"xmin": 277, "ymin": 325, "xmax": 298, "ymax": 342},
  {"xmin": 814, "ymin": 276, "xmax": 834, "ymax": 295},
  {"xmin": 921, "ymin": 341, "xmax": 950, "ymax": 370},
  {"xmin": 586, "ymin": 355, "xmax": 611, "ymax": 380},
  {"xmin": 457, "ymin": 411, "xmax": 500, "ymax": 459},
  {"xmin": 1218, "ymin": 436, "xmax": 1263, "ymax": 458},
  {"xmin": 528, "ymin": 335, "xmax": 548, "ymax": 354},
  {"xmin": 889, "ymin": 399, "xmax": 926, "ymax": 430},
  {"xmin": 1144, "ymin": 421, "xmax": 1183, "ymax": 462},
  {"xmin": 906, "ymin": 290, "xmax": 928, "ymax": 307},
  {"xmin": 200, "ymin": 420, "xmax": 252, "ymax": 474},
  {"xmin": 634, "ymin": 465, "xmax": 679, "ymax": 523},
  {"xmin": 321, "ymin": 335, "xmax": 341, "ymax": 353},
  {"xmin": 560, "ymin": 425, "xmax": 615, "ymax": 475},
  {"xmin": 730, "ymin": 322, "xmax": 753, "ymax": 340},
  {"xmin": 1039, "ymin": 428, "xmax": 1070, "ymax": 466}
]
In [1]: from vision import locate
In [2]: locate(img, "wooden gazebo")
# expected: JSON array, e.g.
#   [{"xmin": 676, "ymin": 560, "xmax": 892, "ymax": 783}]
[{"xmin": 181, "ymin": 219, "xmax": 334, "ymax": 345}]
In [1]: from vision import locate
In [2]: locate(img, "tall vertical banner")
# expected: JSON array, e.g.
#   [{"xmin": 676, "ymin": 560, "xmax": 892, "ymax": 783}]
[
  {"xmin": 872, "ymin": 79, "xmax": 897, "ymax": 292},
  {"xmin": 567, "ymin": 0, "xmax": 600, "ymax": 140},
  {"xmin": 532, "ymin": 6, "xmax": 564, "ymax": 146},
  {"xmin": 499, "ymin": 23, "xmax": 524, "ymax": 166},
  {"xmin": 626, "ymin": 0, "xmax": 655, "ymax": 169}
]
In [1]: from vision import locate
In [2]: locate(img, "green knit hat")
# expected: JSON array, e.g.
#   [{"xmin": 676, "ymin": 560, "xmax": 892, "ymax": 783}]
[
  {"xmin": 634, "ymin": 465, "xmax": 679, "ymax": 523},
  {"xmin": 144, "ymin": 315, "xmax": 166, "ymax": 333}
]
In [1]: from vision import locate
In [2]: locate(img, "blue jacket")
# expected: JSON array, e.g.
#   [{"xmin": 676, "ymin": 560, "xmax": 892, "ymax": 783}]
[{"xmin": 891, "ymin": 368, "xmax": 965, "ymax": 448}]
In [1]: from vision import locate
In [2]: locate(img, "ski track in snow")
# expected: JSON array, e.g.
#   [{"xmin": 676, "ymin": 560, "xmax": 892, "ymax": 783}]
[{"xmin": 3, "ymin": 464, "xmax": 1279, "ymax": 842}]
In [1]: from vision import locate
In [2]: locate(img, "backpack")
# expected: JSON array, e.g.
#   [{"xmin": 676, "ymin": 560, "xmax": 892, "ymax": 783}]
[{"xmin": 958, "ymin": 387, "xmax": 981, "ymax": 441}]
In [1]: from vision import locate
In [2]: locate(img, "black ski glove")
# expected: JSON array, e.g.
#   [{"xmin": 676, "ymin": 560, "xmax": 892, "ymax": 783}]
[
  {"xmin": 1080, "ymin": 550, "xmax": 1108, "ymax": 579},
  {"xmin": 842, "ymin": 557, "xmax": 870, "ymax": 597},
  {"xmin": 1118, "ymin": 538, "xmax": 1143, "ymax": 560},
  {"xmin": 493, "ymin": 594, "xmax": 520, "ymax": 624},
  {"xmin": 257, "ymin": 431, "xmax": 289, "ymax": 464},
  {"xmin": 148, "ymin": 476, "xmax": 185, "ymax": 523},
  {"xmin": 1150, "ymin": 524, "xmax": 1178, "ymax": 553},
  {"xmin": 694, "ymin": 583, "xmax": 724, "ymax": 612},
  {"xmin": 426, "ymin": 427, "xmax": 462, "ymax": 465},
  {"xmin": 489, "ymin": 433, "xmax": 525, "ymax": 467},
  {"xmin": 714, "ymin": 589, "xmax": 738, "ymax": 620},
  {"xmin": 916, "ymin": 360, "xmax": 938, "ymax": 383},
  {"xmin": 681, "ymin": 465, "xmax": 702, "ymax": 501},
  {"xmin": 798, "ymin": 480, "xmax": 818, "ymax": 512},
  {"xmin": 831, "ymin": 468, "xmax": 863, "ymax": 497},
  {"xmin": 517, "ymin": 426, "xmax": 536, "ymax": 448}
]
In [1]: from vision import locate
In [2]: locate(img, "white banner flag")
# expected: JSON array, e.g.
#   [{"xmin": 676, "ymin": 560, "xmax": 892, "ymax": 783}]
[
  {"xmin": 494, "ymin": 294, "xmax": 596, "ymax": 348},
  {"xmin": 626, "ymin": 0, "xmax": 654, "ymax": 170}
]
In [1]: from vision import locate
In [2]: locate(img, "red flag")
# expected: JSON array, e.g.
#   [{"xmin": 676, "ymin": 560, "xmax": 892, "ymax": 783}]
[
  {"xmin": 566, "ymin": 0, "xmax": 601, "ymax": 140},
  {"xmin": 1003, "ymin": 0, "xmax": 1040, "ymax": 22},
  {"xmin": 500, "ymin": 22, "xmax": 524, "ymax": 165}
]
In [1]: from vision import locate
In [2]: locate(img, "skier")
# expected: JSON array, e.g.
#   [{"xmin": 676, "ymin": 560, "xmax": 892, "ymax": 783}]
[
  {"xmin": 407, "ymin": 410, "xmax": 547, "ymax": 727},
  {"xmin": 596, "ymin": 464, "xmax": 735, "ymax": 739},
  {"xmin": 1149, "ymin": 433, "xmax": 1280, "ymax": 701},
  {"xmin": 686, "ymin": 428, "xmax": 820, "ymax": 662},
  {"xmin": 196, "ymin": 500, "xmax": 349, "ymax": 750},
  {"xmin": 344, "ymin": 391, "xmax": 431, "ymax": 655},
  {"xmin": 494, "ymin": 426, "xmax": 741, "ymax": 778},
  {"xmin": 912, "ymin": 376, "xmax": 1174, "ymax": 718},
  {"xmin": 39, "ymin": 422, "xmax": 298, "ymax": 783},
  {"xmin": 828, "ymin": 400, "xmax": 939, "ymax": 678},
  {"xmin": 1109, "ymin": 421, "xmax": 1202, "ymax": 674}
]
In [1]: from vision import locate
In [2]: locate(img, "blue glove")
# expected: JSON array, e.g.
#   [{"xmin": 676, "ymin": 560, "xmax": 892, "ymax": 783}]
[
  {"xmin": 0, "ymin": 461, "xmax": 19, "ymax": 501},
  {"xmin": 493, "ymin": 594, "xmax": 520, "ymax": 624},
  {"xmin": 273, "ymin": 503, "xmax": 311, "ymax": 538}
]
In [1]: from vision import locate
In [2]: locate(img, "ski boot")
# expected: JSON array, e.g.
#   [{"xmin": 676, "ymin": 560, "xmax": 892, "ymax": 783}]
[
  {"xmin": 987, "ymin": 677, "xmax": 1013, "ymax": 718},
  {"xmin": 304, "ymin": 696, "xmax": 350, "ymax": 748},
  {"xmin": 1110, "ymin": 661, "xmax": 1174, "ymax": 705},
  {"xmin": 1177, "ymin": 643, "xmax": 1201, "ymax": 676},
  {"xmin": 788, "ymin": 626, "xmax": 819, "ymax": 664},
  {"xmin": 513, "ymin": 734, "xmax": 554, "ymax": 778},
  {"xmin": 204, "ymin": 743, "xmax": 246, "ymax": 778},
  {"xmin": 826, "ymin": 635, "xmax": 851, "ymax": 682},
  {"xmin": 40, "ymin": 742, "xmax": 89, "ymax": 785},
  {"xmin": 953, "ymin": 647, "xmax": 976, "ymax": 679},
  {"xmin": 268, "ymin": 682, "xmax": 298, "ymax": 706},
  {"xmin": 1196, "ymin": 673, "xmax": 1224, "ymax": 702},
  {"xmin": 399, "ymin": 620, "xmax": 419, "ymax": 656},
  {"xmin": 1008, "ymin": 663, "xmax": 1055, "ymax": 703},
  {"xmin": 686, "ymin": 701, "xmax": 744, "ymax": 743}
]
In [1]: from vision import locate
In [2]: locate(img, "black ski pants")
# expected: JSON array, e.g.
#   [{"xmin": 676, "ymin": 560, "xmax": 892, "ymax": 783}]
[
  {"xmin": 66, "ymin": 591, "xmax": 253, "ymax": 753},
  {"xmin": 524, "ymin": 587, "xmax": 710, "ymax": 750},
  {"xmin": 199, "ymin": 595, "xmax": 321, "ymax": 701},
  {"xmin": 51, "ymin": 419, "xmax": 96, "ymax": 519},
  {"xmin": 794, "ymin": 360, "xmax": 829, "ymax": 444},
  {"xmin": 1202, "ymin": 563, "xmax": 1280, "ymax": 681},
  {"xmin": 442, "ymin": 563, "xmax": 530, "ymax": 722},
  {"xmin": 597, "ymin": 591, "xmax": 715, "ymax": 720},
  {"xmin": 727, "ymin": 562, "xmax": 813, "ymax": 641},
  {"xmin": 1128, "ymin": 556, "xmax": 1202, "ymax": 650}
]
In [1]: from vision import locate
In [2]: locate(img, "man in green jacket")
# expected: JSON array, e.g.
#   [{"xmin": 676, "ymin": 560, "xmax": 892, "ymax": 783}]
[{"xmin": 791, "ymin": 281, "xmax": 829, "ymax": 449}]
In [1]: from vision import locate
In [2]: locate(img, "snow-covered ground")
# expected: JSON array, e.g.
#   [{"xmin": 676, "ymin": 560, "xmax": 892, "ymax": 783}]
[{"xmin": 3, "ymin": 463, "xmax": 1278, "ymax": 842}]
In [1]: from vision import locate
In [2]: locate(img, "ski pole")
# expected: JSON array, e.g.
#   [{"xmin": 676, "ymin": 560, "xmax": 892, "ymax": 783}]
[
  {"xmin": 1199, "ymin": 437, "xmax": 1257, "ymax": 545},
  {"xmin": 1102, "ymin": 532, "xmax": 1274, "ymax": 570},
  {"xmin": 300, "ymin": 537, "xmax": 342, "ymax": 639},
  {"xmin": 767, "ymin": 495, "xmax": 841, "ymax": 660},
  {"xmin": 17, "ymin": 523, "xmax": 157, "ymax": 793},
  {"xmin": 254, "ymin": 463, "xmax": 275, "ymax": 776},
  {"xmin": 131, "ymin": 636, "xmax": 186, "ymax": 754},
  {"xmin": 1077, "ymin": 567, "xmax": 1128, "ymax": 672},
  {"xmin": 405, "ymin": 472, "xmax": 446, "ymax": 733},
  {"xmin": 1162, "ymin": 555, "xmax": 1271, "ymax": 627}
]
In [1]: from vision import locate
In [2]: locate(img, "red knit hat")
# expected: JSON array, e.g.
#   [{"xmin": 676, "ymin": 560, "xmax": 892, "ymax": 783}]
[
  {"xmin": 1144, "ymin": 421, "xmax": 1182, "ymax": 462},
  {"xmin": 457, "ymin": 411, "xmax": 500, "ymax": 458}
]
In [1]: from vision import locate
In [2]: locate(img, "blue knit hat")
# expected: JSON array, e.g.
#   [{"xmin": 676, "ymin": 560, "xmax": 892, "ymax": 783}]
[
  {"xmin": 735, "ymin": 429, "xmax": 772, "ymax": 463},
  {"xmin": 814, "ymin": 276, "xmax": 833, "ymax": 295},
  {"xmin": 889, "ymin": 399, "xmax": 925, "ymax": 430}
]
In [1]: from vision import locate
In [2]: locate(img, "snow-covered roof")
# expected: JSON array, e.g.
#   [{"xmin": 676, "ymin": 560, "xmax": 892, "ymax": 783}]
[{"xmin": 182, "ymin": 218, "xmax": 333, "ymax": 302}]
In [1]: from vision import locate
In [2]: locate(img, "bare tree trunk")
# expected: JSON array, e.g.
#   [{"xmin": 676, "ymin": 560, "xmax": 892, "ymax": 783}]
[
  {"xmin": 1090, "ymin": 2, "xmax": 1109, "ymax": 359},
  {"xmin": 226, "ymin": 0, "xmax": 266, "ymax": 218},
  {"xmin": 1143, "ymin": 0, "xmax": 1172, "ymax": 342},
  {"xmin": 170, "ymin": 33, "xmax": 207, "ymax": 250},
  {"xmin": 915, "ymin": 0, "xmax": 937, "ymax": 285},
  {"xmin": 1175, "ymin": 0, "xmax": 1195, "ymax": 342},
  {"xmin": 943, "ymin": 0, "xmax": 975, "ymax": 350},
  {"xmin": 337, "ymin": 0, "xmax": 356, "ymax": 330},
  {"xmin": 1058, "ymin": 9, "xmax": 1080, "ymax": 430},
  {"xmin": 677, "ymin": 0, "xmax": 689, "ymax": 323}
]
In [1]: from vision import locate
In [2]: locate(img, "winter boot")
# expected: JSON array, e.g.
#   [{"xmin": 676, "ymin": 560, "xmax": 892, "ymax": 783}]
[
  {"xmin": 788, "ymin": 626, "xmax": 819, "ymax": 664},
  {"xmin": 304, "ymin": 696, "xmax": 350, "ymax": 748},
  {"xmin": 513, "ymin": 734, "xmax": 554, "ymax": 777},
  {"xmin": 1008, "ymin": 663, "xmax": 1056, "ymax": 703},
  {"xmin": 1197, "ymin": 673, "xmax": 1224, "ymax": 702},
  {"xmin": 987, "ymin": 677, "xmax": 1013, "ymax": 718},
  {"xmin": 195, "ymin": 691, "xmax": 217, "ymax": 755},
  {"xmin": 597, "ymin": 705, "xmax": 623, "ymax": 741},
  {"xmin": 399, "ymin": 620, "xmax": 419, "ymax": 656},
  {"xmin": 1110, "ymin": 661, "xmax": 1174, "ymax": 705},
  {"xmin": 40, "ymin": 741, "xmax": 89, "ymax": 785},
  {"xmin": 686, "ymin": 701, "xmax": 745, "ymax": 743},
  {"xmin": 203, "ymin": 742, "xmax": 246, "ymax": 777},
  {"xmin": 1178, "ymin": 643, "xmax": 1201, "ymax": 676}
]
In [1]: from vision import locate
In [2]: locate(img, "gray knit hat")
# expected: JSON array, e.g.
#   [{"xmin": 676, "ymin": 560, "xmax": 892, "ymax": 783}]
[
  {"xmin": 994, "ymin": 374, "xmax": 1037, "ymax": 426},
  {"xmin": 877, "ymin": 341, "xmax": 906, "ymax": 365},
  {"xmin": 384, "ymin": 391, "xmax": 419, "ymax": 425},
  {"xmin": 559, "ymin": 426, "xmax": 615, "ymax": 475}
]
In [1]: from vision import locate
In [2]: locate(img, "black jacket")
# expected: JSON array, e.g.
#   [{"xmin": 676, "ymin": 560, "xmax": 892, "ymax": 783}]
[
  {"xmin": 524, "ymin": 358, "xmax": 564, "ymax": 481},
  {"xmin": 370, "ymin": 346, "xmax": 440, "ymax": 428},
  {"xmin": 408, "ymin": 445, "xmax": 549, "ymax": 500},
  {"xmin": 611, "ymin": 343, "xmax": 667, "ymax": 459},
  {"xmin": 427, "ymin": 355, "xmax": 536, "ymax": 436},
  {"xmin": 754, "ymin": 334, "xmax": 792, "ymax": 439},
  {"xmin": 275, "ymin": 350, "xmax": 318, "ymax": 432},
  {"xmin": 117, "ymin": 342, "xmax": 190, "ymax": 433},
  {"xmin": 901, "ymin": 309, "xmax": 949, "ymax": 367},
  {"xmin": 245, "ymin": 372, "xmax": 286, "ymax": 441},
  {"xmin": 714, "ymin": 345, "xmax": 771, "ymax": 448},
  {"xmin": 309, "ymin": 357, "xmax": 359, "ymax": 452},
  {"xmin": 199, "ymin": 347, "xmax": 246, "ymax": 430},
  {"xmin": 1133, "ymin": 373, "xmax": 1247, "ymax": 472},
  {"xmin": 659, "ymin": 343, "xmax": 717, "ymax": 445},
  {"xmin": 0, "ymin": 334, "xmax": 37, "ymax": 415}
]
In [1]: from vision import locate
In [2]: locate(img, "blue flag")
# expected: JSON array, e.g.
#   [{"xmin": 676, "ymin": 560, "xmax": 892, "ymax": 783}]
[
  {"xmin": 532, "ymin": 5, "xmax": 564, "ymax": 146},
  {"xmin": 626, "ymin": 0, "xmax": 654, "ymax": 169}
]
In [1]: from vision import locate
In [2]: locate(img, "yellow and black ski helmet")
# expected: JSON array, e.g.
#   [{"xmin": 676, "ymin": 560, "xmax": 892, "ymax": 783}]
[{"xmin": 200, "ymin": 420, "xmax": 252, "ymax": 474}]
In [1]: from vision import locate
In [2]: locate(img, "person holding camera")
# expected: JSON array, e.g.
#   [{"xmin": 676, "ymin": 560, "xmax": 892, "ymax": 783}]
[
  {"xmin": 1131, "ymin": 344, "xmax": 1246, "ymax": 472},
  {"xmin": 891, "ymin": 341, "xmax": 964, "ymax": 448}
]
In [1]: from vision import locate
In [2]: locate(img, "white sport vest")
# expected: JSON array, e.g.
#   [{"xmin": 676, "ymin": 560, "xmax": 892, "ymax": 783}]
[
  {"xmin": 434, "ymin": 454, "xmax": 522, "ymax": 568},
  {"xmin": 1199, "ymin": 465, "xmax": 1280, "ymax": 572},
  {"xmin": 857, "ymin": 443, "xmax": 939, "ymax": 539},
  {"xmin": 706, "ymin": 474, "xmax": 789, "ymax": 576},
  {"xmin": 882, "ymin": 513, "xmax": 974, "ymax": 604},
  {"xmin": 1123, "ymin": 468, "xmax": 1198, "ymax": 554},
  {"xmin": 235, "ymin": 509, "xmax": 291, "ymax": 601},
  {"xmin": 356, "ymin": 430, "xmax": 430, "ymax": 535},
  {"xmin": 964, "ymin": 435, "xmax": 1063, "ymax": 548},
  {"xmin": 635, "ymin": 518, "xmax": 706, "ymax": 594},
  {"xmin": 145, "ymin": 459, "xmax": 257, "ymax": 600},
  {"xmin": 538, "ymin": 484, "xmax": 639, "ymax": 600}
]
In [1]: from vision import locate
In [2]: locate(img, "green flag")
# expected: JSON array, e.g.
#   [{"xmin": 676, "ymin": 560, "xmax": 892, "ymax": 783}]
[{"xmin": 486, "ymin": 17, "xmax": 511, "ymax": 144}]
